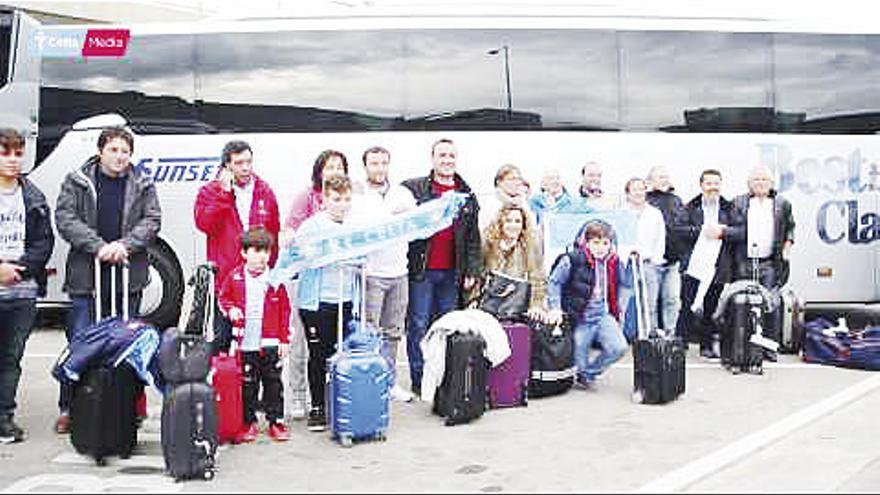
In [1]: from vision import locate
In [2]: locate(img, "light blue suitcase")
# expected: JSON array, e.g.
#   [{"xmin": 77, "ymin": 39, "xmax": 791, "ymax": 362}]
[{"xmin": 325, "ymin": 265, "xmax": 393, "ymax": 447}]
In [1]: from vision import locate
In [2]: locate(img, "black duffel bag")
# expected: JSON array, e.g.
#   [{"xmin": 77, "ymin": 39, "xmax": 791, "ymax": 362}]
[{"xmin": 528, "ymin": 317, "xmax": 576, "ymax": 398}]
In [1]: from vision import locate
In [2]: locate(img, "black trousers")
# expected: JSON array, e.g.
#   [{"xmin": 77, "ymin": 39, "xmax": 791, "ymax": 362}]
[
  {"xmin": 299, "ymin": 302, "xmax": 352, "ymax": 413},
  {"xmin": 241, "ymin": 348, "xmax": 283, "ymax": 424},
  {"xmin": 676, "ymin": 274, "xmax": 724, "ymax": 351}
]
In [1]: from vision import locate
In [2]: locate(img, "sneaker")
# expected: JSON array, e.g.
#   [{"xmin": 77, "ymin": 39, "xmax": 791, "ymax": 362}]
[
  {"xmin": 411, "ymin": 383, "xmax": 422, "ymax": 399},
  {"xmin": 238, "ymin": 422, "xmax": 260, "ymax": 443},
  {"xmin": 306, "ymin": 409, "xmax": 327, "ymax": 433},
  {"xmin": 54, "ymin": 413, "xmax": 70, "ymax": 435},
  {"xmin": 0, "ymin": 417, "xmax": 25, "ymax": 444},
  {"xmin": 268, "ymin": 422, "xmax": 290, "ymax": 442},
  {"xmin": 390, "ymin": 384, "xmax": 415, "ymax": 402},
  {"xmin": 573, "ymin": 376, "xmax": 596, "ymax": 391}
]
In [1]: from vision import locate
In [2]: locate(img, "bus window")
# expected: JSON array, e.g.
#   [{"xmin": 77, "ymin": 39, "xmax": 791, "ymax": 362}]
[
  {"xmin": 0, "ymin": 12, "xmax": 12, "ymax": 90},
  {"xmin": 195, "ymin": 30, "xmax": 406, "ymax": 132},
  {"xmin": 39, "ymin": 33, "xmax": 197, "ymax": 163},
  {"xmin": 401, "ymin": 29, "xmax": 619, "ymax": 131},
  {"xmin": 619, "ymin": 31, "xmax": 773, "ymax": 132},
  {"xmin": 774, "ymin": 33, "xmax": 880, "ymax": 134}
]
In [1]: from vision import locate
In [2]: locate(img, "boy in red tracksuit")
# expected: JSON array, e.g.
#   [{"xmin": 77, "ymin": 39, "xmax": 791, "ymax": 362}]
[{"xmin": 219, "ymin": 228, "xmax": 291, "ymax": 442}]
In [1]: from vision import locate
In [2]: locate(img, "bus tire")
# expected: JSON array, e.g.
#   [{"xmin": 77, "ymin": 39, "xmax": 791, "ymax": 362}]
[{"xmin": 142, "ymin": 242, "xmax": 184, "ymax": 330}]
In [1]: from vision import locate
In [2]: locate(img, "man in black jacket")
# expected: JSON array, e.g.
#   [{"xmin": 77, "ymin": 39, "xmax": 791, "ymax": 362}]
[
  {"xmin": 0, "ymin": 128, "xmax": 54, "ymax": 444},
  {"xmin": 646, "ymin": 166, "xmax": 685, "ymax": 333},
  {"xmin": 672, "ymin": 169, "xmax": 744, "ymax": 359},
  {"xmin": 401, "ymin": 139, "xmax": 481, "ymax": 397},
  {"xmin": 732, "ymin": 166, "xmax": 795, "ymax": 360},
  {"xmin": 54, "ymin": 127, "xmax": 161, "ymax": 433}
]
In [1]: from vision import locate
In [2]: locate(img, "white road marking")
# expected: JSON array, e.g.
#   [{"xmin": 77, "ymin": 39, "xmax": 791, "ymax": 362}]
[
  {"xmin": 3, "ymin": 473, "xmax": 182, "ymax": 493},
  {"xmin": 633, "ymin": 373, "xmax": 880, "ymax": 493}
]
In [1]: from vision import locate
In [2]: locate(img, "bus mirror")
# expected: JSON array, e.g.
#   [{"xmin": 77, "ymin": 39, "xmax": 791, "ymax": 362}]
[{"xmin": 71, "ymin": 113, "xmax": 127, "ymax": 131}]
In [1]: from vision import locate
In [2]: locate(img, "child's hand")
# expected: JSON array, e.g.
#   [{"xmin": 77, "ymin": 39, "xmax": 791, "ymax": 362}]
[
  {"xmin": 278, "ymin": 344, "xmax": 289, "ymax": 359},
  {"xmin": 228, "ymin": 307, "xmax": 244, "ymax": 324}
]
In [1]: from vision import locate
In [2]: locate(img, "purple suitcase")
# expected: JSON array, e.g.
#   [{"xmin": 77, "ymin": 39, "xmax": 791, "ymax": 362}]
[{"xmin": 487, "ymin": 321, "xmax": 530, "ymax": 408}]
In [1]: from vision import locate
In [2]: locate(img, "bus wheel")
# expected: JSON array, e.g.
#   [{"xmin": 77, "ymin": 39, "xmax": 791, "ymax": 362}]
[{"xmin": 141, "ymin": 243, "xmax": 184, "ymax": 330}]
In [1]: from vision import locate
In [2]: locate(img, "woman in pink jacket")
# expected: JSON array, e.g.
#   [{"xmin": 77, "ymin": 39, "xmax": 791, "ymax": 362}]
[
  {"xmin": 281, "ymin": 149, "xmax": 348, "ymax": 422},
  {"xmin": 284, "ymin": 149, "xmax": 349, "ymax": 232}
]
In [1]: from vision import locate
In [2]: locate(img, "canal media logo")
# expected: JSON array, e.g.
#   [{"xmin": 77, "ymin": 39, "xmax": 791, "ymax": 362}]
[
  {"xmin": 35, "ymin": 28, "xmax": 129, "ymax": 58},
  {"xmin": 81, "ymin": 29, "xmax": 129, "ymax": 57}
]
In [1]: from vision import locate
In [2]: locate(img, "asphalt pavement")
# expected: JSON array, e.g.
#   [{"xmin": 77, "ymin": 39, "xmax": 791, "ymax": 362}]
[{"xmin": 1, "ymin": 328, "xmax": 879, "ymax": 493}]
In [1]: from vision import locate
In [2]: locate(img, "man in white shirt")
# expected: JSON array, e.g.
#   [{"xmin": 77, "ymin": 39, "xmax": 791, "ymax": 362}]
[
  {"xmin": 732, "ymin": 166, "xmax": 795, "ymax": 361},
  {"xmin": 622, "ymin": 177, "xmax": 666, "ymax": 333},
  {"xmin": 354, "ymin": 146, "xmax": 416, "ymax": 402}
]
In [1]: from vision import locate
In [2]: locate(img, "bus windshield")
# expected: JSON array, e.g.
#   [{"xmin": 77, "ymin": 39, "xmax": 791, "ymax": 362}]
[{"xmin": 0, "ymin": 13, "xmax": 12, "ymax": 90}]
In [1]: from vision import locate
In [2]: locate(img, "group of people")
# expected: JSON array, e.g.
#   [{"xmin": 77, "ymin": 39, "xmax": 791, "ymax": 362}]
[{"xmin": 0, "ymin": 125, "xmax": 794, "ymax": 448}]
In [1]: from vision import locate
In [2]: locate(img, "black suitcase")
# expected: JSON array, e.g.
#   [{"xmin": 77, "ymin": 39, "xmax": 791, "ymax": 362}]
[
  {"xmin": 721, "ymin": 292, "xmax": 764, "ymax": 374},
  {"xmin": 630, "ymin": 254, "xmax": 686, "ymax": 404},
  {"xmin": 161, "ymin": 382, "xmax": 218, "ymax": 480},
  {"xmin": 528, "ymin": 318, "xmax": 575, "ymax": 398},
  {"xmin": 633, "ymin": 338, "xmax": 686, "ymax": 404},
  {"xmin": 433, "ymin": 332, "xmax": 488, "ymax": 426},
  {"xmin": 158, "ymin": 327, "xmax": 212, "ymax": 386},
  {"xmin": 70, "ymin": 364, "xmax": 139, "ymax": 465}
]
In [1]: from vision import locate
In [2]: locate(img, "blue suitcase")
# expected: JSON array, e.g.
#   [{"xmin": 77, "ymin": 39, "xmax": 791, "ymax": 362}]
[{"xmin": 325, "ymin": 265, "xmax": 393, "ymax": 447}]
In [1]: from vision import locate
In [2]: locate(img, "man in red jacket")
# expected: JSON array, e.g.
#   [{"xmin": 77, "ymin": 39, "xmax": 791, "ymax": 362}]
[{"xmin": 194, "ymin": 141, "xmax": 280, "ymax": 352}]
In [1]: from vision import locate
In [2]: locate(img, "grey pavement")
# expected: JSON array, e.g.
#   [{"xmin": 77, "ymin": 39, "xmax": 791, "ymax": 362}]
[{"xmin": 1, "ymin": 328, "xmax": 879, "ymax": 493}]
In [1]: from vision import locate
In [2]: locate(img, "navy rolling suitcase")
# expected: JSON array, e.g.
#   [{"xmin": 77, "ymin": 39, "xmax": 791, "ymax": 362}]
[
  {"xmin": 161, "ymin": 382, "xmax": 217, "ymax": 480},
  {"xmin": 159, "ymin": 265, "xmax": 218, "ymax": 480},
  {"xmin": 326, "ymin": 264, "xmax": 392, "ymax": 447}
]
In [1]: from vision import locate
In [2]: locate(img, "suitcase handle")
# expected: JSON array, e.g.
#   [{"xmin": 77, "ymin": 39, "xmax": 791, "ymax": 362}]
[
  {"xmin": 629, "ymin": 253, "xmax": 652, "ymax": 340},
  {"xmin": 337, "ymin": 260, "xmax": 367, "ymax": 351},
  {"xmin": 93, "ymin": 257, "xmax": 130, "ymax": 322}
]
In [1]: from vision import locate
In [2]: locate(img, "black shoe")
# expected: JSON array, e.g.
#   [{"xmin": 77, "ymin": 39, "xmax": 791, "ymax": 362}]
[
  {"xmin": 700, "ymin": 348, "xmax": 720, "ymax": 361},
  {"xmin": 306, "ymin": 409, "xmax": 327, "ymax": 433},
  {"xmin": 411, "ymin": 383, "xmax": 421, "ymax": 399},
  {"xmin": 0, "ymin": 417, "xmax": 25, "ymax": 444},
  {"xmin": 763, "ymin": 350, "xmax": 778, "ymax": 362}
]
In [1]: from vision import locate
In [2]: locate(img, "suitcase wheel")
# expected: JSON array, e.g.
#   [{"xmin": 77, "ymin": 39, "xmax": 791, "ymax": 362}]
[
  {"xmin": 338, "ymin": 434, "xmax": 354, "ymax": 448},
  {"xmin": 204, "ymin": 469, "xmax": 215, "ymax": 481},
  {"xmin": 95, "ymin": 457, "xmax": 107, "ymax": 467}
]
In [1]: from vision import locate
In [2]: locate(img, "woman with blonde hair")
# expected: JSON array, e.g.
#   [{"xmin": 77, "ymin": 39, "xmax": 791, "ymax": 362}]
[{"xmin": 477, "ymin": 203, "xmax": 546, "ymax": 321}]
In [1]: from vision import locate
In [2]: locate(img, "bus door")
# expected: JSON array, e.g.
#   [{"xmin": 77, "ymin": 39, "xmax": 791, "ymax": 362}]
[{"xmin": 0, "ymin": 9, "xmax": 39, "ymax": 171}]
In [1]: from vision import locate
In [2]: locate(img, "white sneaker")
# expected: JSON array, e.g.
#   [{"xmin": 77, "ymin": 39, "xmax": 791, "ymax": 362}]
[{"xmin": 390, "ymin": 384, "xmax": 415, "ymax": 402}]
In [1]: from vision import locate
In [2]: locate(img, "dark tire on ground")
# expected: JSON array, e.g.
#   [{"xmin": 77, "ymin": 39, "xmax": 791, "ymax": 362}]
[{"xmin": 141, "ymin": 243, "xmax": 184, "ymax": 330}]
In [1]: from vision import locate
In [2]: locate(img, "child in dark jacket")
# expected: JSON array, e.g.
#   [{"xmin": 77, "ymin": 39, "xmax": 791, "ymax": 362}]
[
  {"xmin": 219, "ymin": 228, "xmax": 291, "ymax": 442},
  {"xmin": 546, "ymin": 220, "xmax": 630, "ymax": 388}
]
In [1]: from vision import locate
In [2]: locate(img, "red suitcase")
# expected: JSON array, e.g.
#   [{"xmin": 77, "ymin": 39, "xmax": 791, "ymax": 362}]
[
  {"xmin": 210, "ymin": 350, "xmax": 243, "ymax": 444},
  {"xmin": 486, "ymin": 321, "xmax": 531, "ymax": 408}
]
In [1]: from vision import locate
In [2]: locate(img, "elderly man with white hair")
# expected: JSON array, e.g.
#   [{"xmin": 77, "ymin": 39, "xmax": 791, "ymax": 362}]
[{"xmin": 732, "ymin": 165, "xmax": 795, "ymax": 361}]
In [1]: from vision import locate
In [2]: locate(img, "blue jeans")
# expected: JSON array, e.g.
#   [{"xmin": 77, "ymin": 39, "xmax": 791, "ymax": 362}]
[
  {"xmin": 655, "ymin": 262, "xmax": 681, "ymax": 332},
  {"xmin": 406, "ymin": 269, "xmax": 458, "ymax": 390},
  {"xmin": 0, "ymin": 299, "xmax": 37, "ymax": 418},
  {"xmin": 59, "ymin": 292, "xmax": 142, "ymax": 413},
  {"xmin": 573, "ymin": 311, "xmax": 627, "ymax": 382}
]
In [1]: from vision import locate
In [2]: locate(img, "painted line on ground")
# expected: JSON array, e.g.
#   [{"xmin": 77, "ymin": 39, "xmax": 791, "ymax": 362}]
[
  {"xmin": 51, "ymin": 451, "xmax": 166, "ymax": 470},
  {"xmin": 633, "ymin": 373, "xmax": 880, "ymax": 493}
]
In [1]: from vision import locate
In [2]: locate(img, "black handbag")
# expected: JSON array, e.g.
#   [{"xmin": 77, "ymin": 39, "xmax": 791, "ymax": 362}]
[{"xmin": 479, "ymin": 271, "xmax": 530, "ymax": 320}]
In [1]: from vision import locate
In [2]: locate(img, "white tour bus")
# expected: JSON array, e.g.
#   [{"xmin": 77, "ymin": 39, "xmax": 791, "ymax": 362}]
[{"xmin": 2, "ymin": 5, "xmax": 878, "ymax": 328}]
